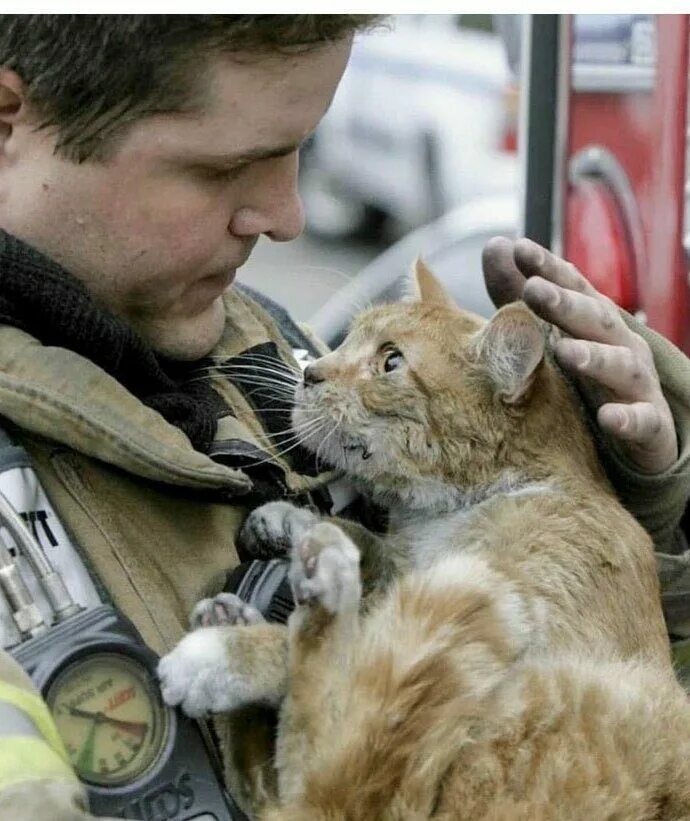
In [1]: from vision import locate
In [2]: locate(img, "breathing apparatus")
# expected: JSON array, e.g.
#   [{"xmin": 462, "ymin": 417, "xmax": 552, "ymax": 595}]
[{"xmin": 0, "ymin": 488, "xmax": 247, "ymax": 821}]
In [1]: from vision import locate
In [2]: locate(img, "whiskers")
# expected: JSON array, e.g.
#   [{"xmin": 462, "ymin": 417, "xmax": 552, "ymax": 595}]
[
  {"xmin": 181, "ymin": 350, "xmax": 339, "ymax": 471},
  {"xmin": 236, "ymin": 413, "xmax": 335, "ymax": 470},
  {"xmin": 187, "ymin": 354, "xmax": 302, "ymax": 404},
  {"xmin": 313, "ymin": 410, "xmax": 344, "ymax": 472}
]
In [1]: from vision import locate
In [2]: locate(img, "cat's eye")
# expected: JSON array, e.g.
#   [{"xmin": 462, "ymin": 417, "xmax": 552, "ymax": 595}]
[{"xmin": 383, "ymin": 348, "xmax": 404, "ymax": 373}]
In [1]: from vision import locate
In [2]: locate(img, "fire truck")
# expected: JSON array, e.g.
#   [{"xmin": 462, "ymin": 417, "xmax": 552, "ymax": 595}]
[
  {"xmin": 524, "ymin": 14, "xmax": 689, "ymax": 353},
  {"xmin": 312, "ymin": 14, "xmax": 690, "ymax": 357}
]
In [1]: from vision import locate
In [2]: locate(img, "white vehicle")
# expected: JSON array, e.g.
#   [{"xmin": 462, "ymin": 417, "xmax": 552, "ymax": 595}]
[
  {"xmin": 309, "ymin": 192, "xmax": 518, "ymax": 347},
  {"xmin": 301, "ymin": 14, "xmax": 519, "ymax": 241}
]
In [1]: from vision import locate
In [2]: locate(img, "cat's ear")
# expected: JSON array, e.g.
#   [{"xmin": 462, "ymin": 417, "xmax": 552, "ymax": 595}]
[
  {"xmin": 477, "ymin": 303, "xmax": 545, "ymax": 404},
  {"xmin": 412, "ymin": 258, "xmax": 455, "ymax": 308}
]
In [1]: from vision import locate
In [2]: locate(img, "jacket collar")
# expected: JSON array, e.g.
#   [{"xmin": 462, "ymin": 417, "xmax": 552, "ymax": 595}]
[{"xmin": 0, "ymin": 286, "xmax": 336, "ymax": 498}]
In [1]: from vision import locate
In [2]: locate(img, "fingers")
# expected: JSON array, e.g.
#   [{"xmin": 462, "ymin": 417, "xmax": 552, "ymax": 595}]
[
  {"xmin": 512, "ymin": 237, "xmax": 619, "ymax": 343},
  {"xmin": 523, "ymin": 276, "xmax": 639, "ymax": 349},
  {"xmin": 597, "ymin": 401, "xmax": 678, "ymax": 473},
  {"xmin": 482, "ymin": 235, "xmax": 596, "ymax": 311},
  {"xmin": 513, "ymin": 238, "xmax": 597, "ymax": 296},
  {"xmin": 553, "ymin": 339, "xmax": 656, "ymax": 403},
  {"xmin": 553, "ymin": 334, "xmax": 677, "ymax": 472},
  {"xmin": 480, "ymin": 237, "xmax": 679, "ymax": 474},
  {"xmin": 482, "ymin": 236, "xmax": 528, "ymax": 308}
]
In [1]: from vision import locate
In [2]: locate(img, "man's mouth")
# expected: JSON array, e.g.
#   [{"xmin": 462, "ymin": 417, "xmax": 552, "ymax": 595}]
[
  {"xmin": 187, "ymin": 244, "xmax": 253, "ymax": 306},
  {"xmin": 197, "ymin": 268, "xmax": 237, "ymax": 293},
  {"xmin": 182, "ymin": 269, "xmax": 237, "ymax": 312}
]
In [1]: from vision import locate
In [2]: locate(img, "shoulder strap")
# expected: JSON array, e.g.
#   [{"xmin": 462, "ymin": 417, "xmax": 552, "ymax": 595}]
[{"xmin": 236, "ymin": 283, "xmax": 323, "ymax": 359}]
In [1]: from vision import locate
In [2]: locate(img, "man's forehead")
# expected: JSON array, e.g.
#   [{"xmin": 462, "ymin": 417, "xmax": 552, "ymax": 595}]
[
  {"xmin": 208, "ymin": 40, "xmax": 350, "ymax": 108},
  {"xmin": 118, "ymin": 39, "xmax": 351, "ymax": 164},
  {"xmin": 179, "ymin": 44, "xmax": 349, "ymax": 153}
]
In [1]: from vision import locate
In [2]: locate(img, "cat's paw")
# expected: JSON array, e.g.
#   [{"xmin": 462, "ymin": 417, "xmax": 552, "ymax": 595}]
[
  {"xmin": 289, "ymin": 522, "xmax": 361, "ymax": 614},
  {"xmin": 239, "ymin": 501, "xmax": 318, "ymax": 558},
  {"xmin": 190, "ymin": 592, "xmax": 264, "ymax": 630},
  {"xmin": 158, "ymin": 627, "xmax": 258, "ymax": 718}
]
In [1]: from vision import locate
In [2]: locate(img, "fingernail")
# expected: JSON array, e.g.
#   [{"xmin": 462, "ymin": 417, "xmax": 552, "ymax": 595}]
[
  {"xmin": 523, "ymin": 238, "xmax": 546, "ymax": 267},
  {"xmin": 517, "ymin": 238, "xmax": 546, "ymax": 268},
  {"xmin": 558, "ymin": 339, "xmax": 589, "ymax": 368},
  {"xmin": 573, "ymin": 342, "xmax": 590, "ymax": 368},
  {"xmin": 604, "ymin": 407, "xmax": 628, "ymax": 431},
  {"xmin": 535, "ymin": 280, "xmax": 559, "ymax": 308}
]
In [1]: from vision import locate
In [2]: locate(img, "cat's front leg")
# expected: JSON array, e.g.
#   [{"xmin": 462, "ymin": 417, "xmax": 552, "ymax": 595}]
[
  {"xmin": 274, "ymin": 522, "xmax": 362, "ymax": 803},
  {"xmin": 239, "ymin": 501, "xmax": 404, "ymax": 602},
  {"xmin": 157, "ymin": 592, "xmax": 288, "ymax": 718},
  {"xmin": 239, "ymin": 500, "xmax": 318, "ymax": 558},
  {"xmin": 288, "ymin": 521, "xmax": 362, "ymax": 633}
]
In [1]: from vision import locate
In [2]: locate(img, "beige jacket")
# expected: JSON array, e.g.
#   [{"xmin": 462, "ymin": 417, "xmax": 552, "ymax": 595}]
[{"xmin": 0, "ymin": 286, "xmax": 334, "ymax": 819}]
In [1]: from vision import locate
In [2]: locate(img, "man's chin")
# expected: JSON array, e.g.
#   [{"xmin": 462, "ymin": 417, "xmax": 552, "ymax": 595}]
[{"xmin": 136, "ymin": 299, "xmax": 227, "ymax": 361}]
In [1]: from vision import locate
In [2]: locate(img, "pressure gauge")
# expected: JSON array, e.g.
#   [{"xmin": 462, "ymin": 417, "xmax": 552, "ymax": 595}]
[
  {"xmin": 12, "ymin": 604, "xmax": 246, "ymax": 819},
  {"xmin": 46, "ymin": 652, "xmax": 169, "ymax": 787}
]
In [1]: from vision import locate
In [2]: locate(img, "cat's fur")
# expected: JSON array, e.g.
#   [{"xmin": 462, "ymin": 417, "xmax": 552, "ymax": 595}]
[{"xmin": 159, "ymin": 261, "xmax": 690, "ymax": 819}]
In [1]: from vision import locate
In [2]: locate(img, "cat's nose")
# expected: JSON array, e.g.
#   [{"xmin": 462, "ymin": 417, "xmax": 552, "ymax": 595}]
[{"xmin": 303, "ymin": 364, "xmax": 325, "ymax": 385}]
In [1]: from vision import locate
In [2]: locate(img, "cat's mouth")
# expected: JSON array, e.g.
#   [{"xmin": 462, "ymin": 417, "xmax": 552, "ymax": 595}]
[
  {"xmin": 292, "ymin": 381, "xmax": 380, "ymax": 471},
  {"xmin": 292, "ymin": 404, "xmax": 373, "ymax": 469},
  {"xmin": 343, "ymin": 440, "xmax": 372, "ymax": 461}
]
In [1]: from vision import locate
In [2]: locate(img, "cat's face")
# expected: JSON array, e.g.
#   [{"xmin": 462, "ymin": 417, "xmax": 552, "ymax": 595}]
[{"xmin": 293, "ymin": 260, "xmax": 567, "ymax": 501}]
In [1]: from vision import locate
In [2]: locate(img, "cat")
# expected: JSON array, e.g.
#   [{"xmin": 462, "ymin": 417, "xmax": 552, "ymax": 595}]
[{"xmin": 158, "ymin": 260, "xmax": 690, "ymax": 819}]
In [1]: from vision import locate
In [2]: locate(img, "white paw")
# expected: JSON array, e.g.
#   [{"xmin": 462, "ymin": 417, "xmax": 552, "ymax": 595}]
[
  {"xmin": 239, "ymin": 501, "xmax": 318, "ymax": 558},
  {"xmin": 190, "ymin": 592, "xmax": 264, "ymax": 630},
  {"xmin": 289, "ymin": 522, "xmax": 361, "ymax": 614},
  {"xmin": 157, "ymin": 627, "xmax": 256, "ymax": 718}
]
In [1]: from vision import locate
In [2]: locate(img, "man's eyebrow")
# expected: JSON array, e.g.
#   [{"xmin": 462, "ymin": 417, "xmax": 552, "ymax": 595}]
[{"xmin": 191, "ymin": 142, "xmax": 302, "ymax": 167}]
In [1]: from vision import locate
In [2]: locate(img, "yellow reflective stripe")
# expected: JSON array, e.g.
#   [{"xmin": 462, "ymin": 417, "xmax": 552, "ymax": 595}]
[
  {"xmin": 0, "ymin": 681, "xmax": 69, "ymax": 763},
  {"xmin": 0, "ymin": 736, "xmax": 78, "ymax": 792}
]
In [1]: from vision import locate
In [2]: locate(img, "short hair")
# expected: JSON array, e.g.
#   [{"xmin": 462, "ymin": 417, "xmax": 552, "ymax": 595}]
[{"xmin": 0, "ymin": 14, "xmax": 383, "ymax": 162}]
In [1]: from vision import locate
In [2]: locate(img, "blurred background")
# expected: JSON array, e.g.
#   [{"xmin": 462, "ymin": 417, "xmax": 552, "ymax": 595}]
[
  {"xmin": 240, "ymin": 14, "xmax": 522, "ymax": 336},
  {"xmin": 240, "ymin": 14, "xmax": 685, "ymax": 356}
]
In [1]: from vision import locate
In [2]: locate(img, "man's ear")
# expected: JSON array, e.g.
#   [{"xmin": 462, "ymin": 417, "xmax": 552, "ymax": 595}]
[
  {"xmin": 476, "ymin": 302, "xmax": 546, "ymax": 404},
  {"xmin": 412, "ymin": 257, "xmax": 456, "ymax": 308},
  {"xmin": 0, "ymin": 70, "xmax": 28, "ymax": 151}
]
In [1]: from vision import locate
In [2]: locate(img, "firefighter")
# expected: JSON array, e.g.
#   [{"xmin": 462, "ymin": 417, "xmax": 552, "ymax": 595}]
[
  {"xmin": 0, "ymin": 15, "xmax": 377, "ymax": 819},
  {"xmin": 0, "ymin": 14, "xmax": 688, "ymax": 820}
]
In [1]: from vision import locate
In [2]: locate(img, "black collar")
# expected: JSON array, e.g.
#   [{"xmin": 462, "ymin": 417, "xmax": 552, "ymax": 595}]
[{"xmin": 0, "ymin": 230, "xmax": 223, "ymax": 452}]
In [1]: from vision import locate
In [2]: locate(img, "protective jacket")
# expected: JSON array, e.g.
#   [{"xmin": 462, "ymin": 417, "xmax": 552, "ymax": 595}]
[{"xmin": 0, "ymin": 280, "xmax": 335, "ymax": 819}]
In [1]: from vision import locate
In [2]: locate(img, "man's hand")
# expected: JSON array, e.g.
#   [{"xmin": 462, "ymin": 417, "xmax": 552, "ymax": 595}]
[{"xmin": 482, "ymin": 236, "xmax": 678, "ymax": 474}]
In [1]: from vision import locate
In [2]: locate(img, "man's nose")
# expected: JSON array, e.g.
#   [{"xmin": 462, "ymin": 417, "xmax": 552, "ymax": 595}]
[{"xmin": 229, "ymin": 152, "xmax": 305, "ymax": 242}]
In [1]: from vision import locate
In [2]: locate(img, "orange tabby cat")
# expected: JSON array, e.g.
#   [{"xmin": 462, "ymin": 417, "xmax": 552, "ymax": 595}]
[{"xmin": 159, "ymin": 261, "xmax": 690, "ymax": 819}]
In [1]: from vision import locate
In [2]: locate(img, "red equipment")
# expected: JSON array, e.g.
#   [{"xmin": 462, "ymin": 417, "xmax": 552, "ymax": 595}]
[{"xmin": 523, "ymin": 15, "xmax": 690, "ymax": 353}]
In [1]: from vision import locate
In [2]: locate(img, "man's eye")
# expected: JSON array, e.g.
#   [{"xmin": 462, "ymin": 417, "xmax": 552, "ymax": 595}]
[
  {"xmin": 383, "ymin": 349, "xmax": 404, "ymax": 373},
  {"xmin": 200, "ymin": 165, "xmax": 244, "ymax": 183}
]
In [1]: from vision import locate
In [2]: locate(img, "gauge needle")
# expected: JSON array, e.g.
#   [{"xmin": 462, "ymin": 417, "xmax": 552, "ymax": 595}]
[
  {"xmin": 76, "ymin": 720, "xmax": 96, "ymax": 773},
  {"xmin": 69, "ymin": 706, "xmax": 149, "ymax": 738}
]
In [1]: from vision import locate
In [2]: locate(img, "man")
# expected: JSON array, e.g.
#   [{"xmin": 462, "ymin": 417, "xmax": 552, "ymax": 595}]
[
  {"xmin": 0, "ymin": 15, "xmax": 377, "ymax": 819},
  {"xmin": 0, "ymin": 13, "xmax": 688, "ymax": 821}
]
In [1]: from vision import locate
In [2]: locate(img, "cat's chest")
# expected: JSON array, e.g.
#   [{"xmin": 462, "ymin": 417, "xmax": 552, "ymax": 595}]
[
  {"xmin": 393, "ymin": 508, "xmax": 482, "ymax": 569},
  {"xmin": 390, "ymin": 481, "xmax": 559, "ymax": 569}
]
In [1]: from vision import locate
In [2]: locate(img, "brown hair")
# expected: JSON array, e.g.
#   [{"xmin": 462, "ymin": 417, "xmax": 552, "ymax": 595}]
[{"xmin": 0, "ymin": 14, "xmax": 383, "ymax": 162}]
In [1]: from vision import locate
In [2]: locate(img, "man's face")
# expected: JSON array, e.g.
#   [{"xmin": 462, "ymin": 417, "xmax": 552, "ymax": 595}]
[{"xmin": 0, "ymin": 40, "xmax": 352, "ymax": 359}]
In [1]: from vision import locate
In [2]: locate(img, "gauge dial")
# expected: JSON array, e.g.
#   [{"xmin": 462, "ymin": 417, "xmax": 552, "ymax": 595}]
[{"xmin": 46, "ymin": 652, "xmax": 169, "ymax": 787}]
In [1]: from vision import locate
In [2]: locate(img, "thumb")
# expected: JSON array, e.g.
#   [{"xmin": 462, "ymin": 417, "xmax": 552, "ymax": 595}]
[{"xmin": 482, "ymin": 236, "xmax": 528, "ymax": 309}]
